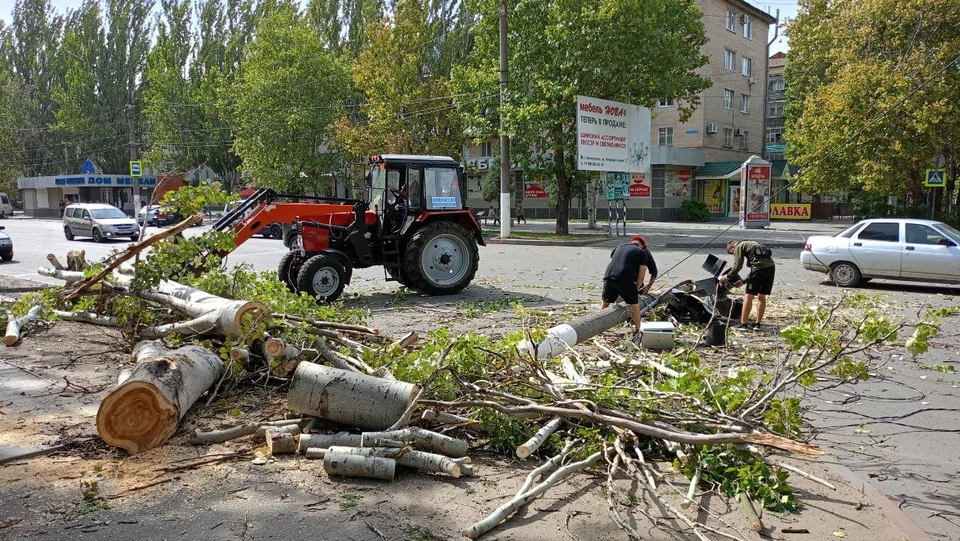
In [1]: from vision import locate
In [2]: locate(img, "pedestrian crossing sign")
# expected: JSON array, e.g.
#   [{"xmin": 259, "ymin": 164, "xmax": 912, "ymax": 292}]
[
  {"xmin": 924, "ymin": 169, "xmax": 945, "ymax": 187},
  {"xmin": 130, "ymin": 160, "xmax": 142, "ymax": 177}
]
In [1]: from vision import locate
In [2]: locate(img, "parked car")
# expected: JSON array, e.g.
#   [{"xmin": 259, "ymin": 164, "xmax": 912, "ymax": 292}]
[
  {"xmin": 0, "ymin": 225, "xmax": 13, "ymax": 261},
  {"xmin": 0, "ymin": 192, "xmax": 14, "ymax": 218},
  {"xmin": 63, "ymin": 203, "xmax": 140, "ymax": 242},
  {"xmin": 137, "ymin": 205, "xmax": 184, "ymax": 227},
  {"xmin": 800, "ymin": 218, "xmax": 960, "ymax": 287}
]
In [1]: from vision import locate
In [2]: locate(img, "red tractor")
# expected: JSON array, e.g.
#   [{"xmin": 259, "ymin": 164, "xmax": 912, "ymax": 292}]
[{"xmin": 212, "ymin": 154, "xmax": 485, "ymax": 302}]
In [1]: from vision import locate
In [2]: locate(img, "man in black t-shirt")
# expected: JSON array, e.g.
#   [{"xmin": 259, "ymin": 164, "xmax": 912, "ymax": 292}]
[{"xmin": 600, "ymin": 236, "xmax": 649, "ymax": 334}]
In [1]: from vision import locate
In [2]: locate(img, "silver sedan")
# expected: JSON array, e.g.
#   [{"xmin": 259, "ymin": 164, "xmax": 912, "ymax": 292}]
[{"xmin": 800, "ymin": 218, "xmax": 960, "ymax": 287}]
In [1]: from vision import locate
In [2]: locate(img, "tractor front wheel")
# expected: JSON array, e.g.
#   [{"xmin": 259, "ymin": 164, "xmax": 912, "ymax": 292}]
[
  {"xmin": 277, "ymin": 250, "xmax": 303, "ymax": 292},
  {"xmin": 404, "ymin": 221, "xmax": 479, "ymax": 296},
  {"xmin": 297, "ymin": 253, "xmax": 346, "ymax": 302}
]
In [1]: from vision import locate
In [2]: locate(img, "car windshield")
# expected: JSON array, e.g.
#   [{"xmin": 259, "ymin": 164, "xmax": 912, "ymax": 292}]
[
  {"xmin": 91, "ymin": 208, "xmax": 129, "ymax": 219},
  {"xmin": 936, "ymin": 223, "xmax": 960, "ymax": 243}
]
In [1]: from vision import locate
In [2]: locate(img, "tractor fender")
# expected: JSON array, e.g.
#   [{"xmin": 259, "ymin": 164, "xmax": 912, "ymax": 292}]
[
  {"xmin": 410, "ymin": 211, "xmax": 486, "ymax": 247},
  {"xmin": 319, "ymin": 248, "xmax": 354, "ymax": 284}
]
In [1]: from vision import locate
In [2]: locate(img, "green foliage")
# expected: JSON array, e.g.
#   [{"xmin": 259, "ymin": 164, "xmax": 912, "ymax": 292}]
[
  {"xmin": 130, "ymin": 231, "xmax": 236, "ymax": 289},
  {"xmin": 678, "ymin": 199, "xmax": 711, "ymax": 222},
  {"xmin": 160, "ymin": 180, "xmax": 232, "ymax": 216},
  {"xmin": 763, "ymin": 398, "xmax": 804, "ymax": 439},
  {"xmin": 339, "ymin": 493, "xmax": 361, "ymax": 511},
  {"xmin": 687, "ymin": 447, "xmax": 798, "ymax": 513},
  {"xmin": 64, "ymin": 479, "xmax": 109, "ymax": 520}
]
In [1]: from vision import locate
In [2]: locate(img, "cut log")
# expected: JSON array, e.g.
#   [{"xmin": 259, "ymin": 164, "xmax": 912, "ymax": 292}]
[
  {"xmin": 46, "ymin": 253, "xmax": 67, "ymax": 270},
  {"xmin": 253, "ymin": 424, "xmax": 302, "ymax": 443},
  {"xmin": 323, "ymin": 452, "xmax": 395, "ymax": 480},
  {"xmin": 52, "ymin": 310, "xmax": 118, "ymax": 327},
  {"xmin": 138, "ymin": 280, "xmax": 269, "ymax": 339},
  {"xmin": 263, "ymin": 338, "xmax": 302, "ymax": 377},
  {"xmin": 66, "ymin": 250, "xmax": 87, "ymax": 271},
  {"xmin": 287, "ymin": 362, "xmax": 418, "ymax": 431},
  {"xmin": 360, "ymin": 427, "xmax": 468, "ymax": 458},
  {"xmin": 307, "ymin": 445, "xmax": 465, "ymax": 478},
  {"xmin": 38, "ymin": 267, "xmax": 85, "ymax": 282},
  {"xmin": 230, "ymin": 348, "xmax": 250, "ymax": 363},
  {"xmin": 389, "ymin": 331, "xmax": 418, "ymax": 349},
  {"xmin": 96, "ymin": 341, "xmax": 223, "ymax": 454},
  {"xmin": 298, "ymin": 432, "xmax": 362, "ymax": 453},
  {"xmin": 266, "ymin": 431, "xmax": 298, "ymax": 455},
  {"xmin": 4, "ymin": 305, "xmax": 42, "ymax": 346},
  {"xmin": 189, "ymin": 418, "xmax": 304, "ymax": 445},
  {"xmin": 516, "ymin": 417, "xmax": 563, "ymax": 459}
]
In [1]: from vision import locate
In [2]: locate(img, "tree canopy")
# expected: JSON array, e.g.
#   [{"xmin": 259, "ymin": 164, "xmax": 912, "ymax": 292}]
[{"xmin": 785, "ymin": 0, "xmax": 960, "ymax": 206}]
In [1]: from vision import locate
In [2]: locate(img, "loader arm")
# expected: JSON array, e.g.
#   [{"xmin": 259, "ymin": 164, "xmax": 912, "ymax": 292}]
[{"xmin": 210, "ymin": 189, "xmax": 362, "ymax": 251}]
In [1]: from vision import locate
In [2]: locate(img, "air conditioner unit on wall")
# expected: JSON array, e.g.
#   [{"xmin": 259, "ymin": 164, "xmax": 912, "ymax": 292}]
[
  {"xmin": 748, "ymin": 76, "xmax": 756, "ymax": 85},
  {"xmin": 734, "ymin": 128, "xmax": 745, "ymax": 136},
  {"xmin": 706, "ymin": 123, "xmax": 718, "ymax": 134}
]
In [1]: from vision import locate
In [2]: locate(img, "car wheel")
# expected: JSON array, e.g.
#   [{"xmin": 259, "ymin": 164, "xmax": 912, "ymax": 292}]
[
  {"xmin": 831, "ymin": 261, "xmax": 862, "ymax": 287},
  {"xmin": 64, "ymin": 227, "xmax": 75, "ymax": 241},
  {"xmin": 92, "ymin": 228, "xmax": 104, "ymax": 243},
  {"xmin": 270, "ymin": 224, "xmax": 283, "ymax": 239},
  {"xmin": 130, "ymin": 235, "xmax": 140, "ymax": 241}
]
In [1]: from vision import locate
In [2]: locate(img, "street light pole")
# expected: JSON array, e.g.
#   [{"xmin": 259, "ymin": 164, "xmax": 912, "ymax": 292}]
[{"xmin": 499, "ymin": 0, "xmax": 511, "ymax": 237}]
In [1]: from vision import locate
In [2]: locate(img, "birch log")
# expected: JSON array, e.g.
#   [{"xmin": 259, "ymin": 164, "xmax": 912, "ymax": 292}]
[
  {"xmin": 137, "ymin": 280, "xmax": 269, "ymax": 338},
  {"xmin": 37, "ymin": 267, "xmax": 85, "ymax": 282},
  {"xmin": 266, "ymin": 431, "xmax": 298, "ymax": 455},
  {"xmin": 516, "ymin": 417, "xmax": 563, "ymax": 459},
  {"xmin": 323, "ymin": 452, "xmax": 395, "ymax": 480},
  {"xmin": 287, "ymin": 362, "xmax": 418, "ymax": 431},
  {"xmin": 360, "ymin": 427, "xmax": 469, "ymax": 458},
  {"xmin": 189, "ymin": 418, "xmax": 303, "ymax": 445},
  {"xmin": 4, "ymin": 305, "xmax": 42, "ymax": 346},
  {"xmin": 96, "ymin": 341, "xmax": 224, "ymax": 454},
  {"xmin": 298, "ymin": 432, "xmax": 362, "ymax": 452},
  {"xmin": 307, "ymin": 445, "xmax": 465, "ymax": 478}
]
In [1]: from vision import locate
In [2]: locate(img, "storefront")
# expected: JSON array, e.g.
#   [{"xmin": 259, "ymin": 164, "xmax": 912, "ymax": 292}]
[
  {"xmin": 696, "ymin": 159, "xmax": 796, "ymax": 218},
  {"xmin": 17, "ymin": 173, "xmax": 184, "ymax": 218}
]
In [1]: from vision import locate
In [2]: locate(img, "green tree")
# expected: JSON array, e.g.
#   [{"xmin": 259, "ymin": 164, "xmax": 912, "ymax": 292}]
[
  {"xmin": 0, "ymin": 29, "xmax": 28, "ymax": 191},
  {"xmin": 785, "ymin": 0, "xmax": 960, "ymax": 210},
  {"xmin": 231, "ymin": 4, "xmax": 351, "ymax": 193},
  {"xmin": 336, "ymin": 0, "xmax": 464, "ymax": 161},
  {"xmin": 453, "ymin": 0, "xmax": 710, "ymax": 234}
]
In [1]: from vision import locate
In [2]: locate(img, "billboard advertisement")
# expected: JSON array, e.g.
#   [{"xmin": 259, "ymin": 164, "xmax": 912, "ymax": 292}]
[
  {"xmin": 739, "ymin": 156, "xmax": 772, "ymax": 228},
  {"xmin": 576, "ymin": 96, "xmax": 651, "ymax": 176},
  {"xmin": 630, "ymin": 173, "xmax": 650, "ymax": 197},
  {"xmin": 771, "ymin": 203, "xmax": 812, "ymax": 220}
]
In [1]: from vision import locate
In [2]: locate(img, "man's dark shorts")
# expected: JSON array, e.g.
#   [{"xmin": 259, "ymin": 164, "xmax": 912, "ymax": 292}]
[
  {"xmin": 602, "ymin": 279, "xmax": 639, "ymax": 305},
  {"xmin": 745, "ymin": 266, "xmax": 775, "ymax": 296}
]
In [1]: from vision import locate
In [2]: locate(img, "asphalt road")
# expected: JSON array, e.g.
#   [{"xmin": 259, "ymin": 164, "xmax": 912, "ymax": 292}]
[{"xmin": 1, "ymin": 217, "xmax": 958, "ymax": 538}]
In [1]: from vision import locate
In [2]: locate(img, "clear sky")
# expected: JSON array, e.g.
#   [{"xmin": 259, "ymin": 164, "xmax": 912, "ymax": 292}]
[{"xmin": 0, "ymin": 0, "xmax": 799, "ymax": 54}]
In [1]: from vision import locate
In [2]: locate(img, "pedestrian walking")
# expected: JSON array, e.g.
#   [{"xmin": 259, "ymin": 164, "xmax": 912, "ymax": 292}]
[
  {"xmin": 720, "ymin": 240, "xmax": 775, "ymax": 329},
  {"xmin": 58, "ymin": 200, "xmax": 66, "ymax": 217},
  {"xmin": 600, "ymin": 236, "xmax": 649, "ymax": 335},
  {"xmin": 488, "ymin": 205, "xmax": 500, "ymax": 225},
  {"xmin": 515, "ymin": 200, "xmax": 525, "ymax": 224}
]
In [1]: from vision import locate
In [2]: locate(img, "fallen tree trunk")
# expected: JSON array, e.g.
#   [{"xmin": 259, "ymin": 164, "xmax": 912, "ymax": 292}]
[
  {"xmin": 360, "ymin": 427, "xmax": 469, "ymax": 458},
  {"xmin": 137, "ymin": 280, "xmax": 270, "ymax": 338},
  {"xmin": 52, "ymin": 310, "xmax": 118, "ymax": 327},
  {"xmin": 323, "ymin": 452, "xmax": 395, "ymax": 480},
  {"xmin": 287, "ymin": 362, "xmax": 418, "ymax": 431},
  {"xmin": 96, "ymin": 341, "xmax": 224, "ymax": 454},
  {"xmin": 4, "ymin": 305, "xmax": 42, "ymax": 346}
]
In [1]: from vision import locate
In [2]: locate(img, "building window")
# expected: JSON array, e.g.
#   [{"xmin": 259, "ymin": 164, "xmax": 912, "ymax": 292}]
[
  {"xmin": 723, "ymin": 128, "xmax": 733, "ymax": 148},
  {"xmin": 723, "ymin": 89, "xmax": 734, "ymax": 109},
  {"xmin": 770, "ymin": 78, "xmax": 785, "ymax": 92},
  {"xmin": 766, "ymin": 128, "xmax": 784, "ymax": 144},
  {"xmin": 767, "ymin": 101, "xmax": 784, "ymax": 117},
  {"xmin": 739, "ymin": 131, "xmax": 749, "ymax": 150},
  {"xmin": 742, "ymin": 15, "xmax": 752, "ymax": 39},
  {"xmin": 726, "ymin": 11, "xmax": 736, "ymax": 32},
  {"xmin": 741, "ymin": 57, "xmax": 752, "ymax": 77},
  {"xmin": 658, "ymin": 127, "xmax": 674, "ymax": 146},
  {"xmin": 658, "ymin": 98, "xmax": 675, "ymax": 107},
  {"xmin": 725, "ymin": 50, "xmax": 736, "ymax": 71},
  {"xmin": 481, "ymin": 141, "xmax": 492, "ymax": 156},
  {"xmin": 741, "ymin": 95, "xmax": 751, "ymax": 113}
]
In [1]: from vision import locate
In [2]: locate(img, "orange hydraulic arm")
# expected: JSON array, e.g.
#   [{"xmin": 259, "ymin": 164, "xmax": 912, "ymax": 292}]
[{"xmin": 211, "ymin": 189, "xmax": 361, "ymax": 250}]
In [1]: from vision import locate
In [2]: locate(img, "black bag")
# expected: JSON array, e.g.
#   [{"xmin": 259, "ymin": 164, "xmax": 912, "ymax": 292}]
[{"xmin": 750, "ymin": 244, "xmax": 773, "ymax": 260}]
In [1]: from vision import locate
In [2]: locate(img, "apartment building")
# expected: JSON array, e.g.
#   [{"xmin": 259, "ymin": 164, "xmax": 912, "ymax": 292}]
[
  {"xmin": 765, "ymin": 51, "xmax": 787, "ymax": 160},
  {"xmin": 464, "ymin": 0, "xmax": 781, "ymax": 221}
]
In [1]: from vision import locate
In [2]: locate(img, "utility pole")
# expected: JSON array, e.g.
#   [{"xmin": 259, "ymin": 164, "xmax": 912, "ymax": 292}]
[
  {"xmin": 127, "ymin": 89, "xmax": 139, "ymax": 216},
  {"xmin": 498, "ymin": 0, "xmax": 511, "ymax": 237}
]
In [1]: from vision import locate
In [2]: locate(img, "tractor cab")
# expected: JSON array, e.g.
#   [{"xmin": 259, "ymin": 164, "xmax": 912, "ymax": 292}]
[{"xmin": 367, "ymin": 154, "xmax": 464, "ymax": 236}]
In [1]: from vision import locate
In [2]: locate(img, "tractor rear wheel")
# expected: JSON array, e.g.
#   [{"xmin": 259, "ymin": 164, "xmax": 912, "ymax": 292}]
[
  {"xmin": 403, "ymin": 221, "xmax": 478, "ymax": 296},
  {"xmin": 277, "ymin": 250, "xmax": 303, "ymax": 292},
  {"xmin": 297, "ymin": 253, "xmax": 346, "ymax": 302}
]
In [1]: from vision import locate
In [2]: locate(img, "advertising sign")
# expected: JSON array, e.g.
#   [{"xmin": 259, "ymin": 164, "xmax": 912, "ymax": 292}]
[
  {"xmin": 665, "ymin": 170, "xmax": 691, "ymax": 197},
  {"xmin": 605, "ymin": 172, "xmax": 631, "ymax": 201},
  {"xmin": 739, "ymin": 155, "xmax": 772, "ymax": 228},
  {"xmin": 629, "ymin": 173, "xmax": 650, "ymax": 197},
  {"xmin": 771, "ymin": 203, "xmax": 812, "ymax": 220},
  {"xmin": 524, "ymin": 182, "xmax": 548, "ymax": 198},
  {"xmin": 576, "ymin": 96, "xmax": 651, "ymax": 176},
  {"xmin": 703, "ymin": 179, "xmax": 725, "ymax": 213}
]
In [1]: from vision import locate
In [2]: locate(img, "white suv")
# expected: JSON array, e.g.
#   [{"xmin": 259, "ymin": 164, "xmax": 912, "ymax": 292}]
[{"xmin": 63, "ymin": 203, "xmax": 141, "ymax": 242}]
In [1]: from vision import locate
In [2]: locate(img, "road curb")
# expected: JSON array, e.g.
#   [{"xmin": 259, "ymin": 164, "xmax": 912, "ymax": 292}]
[
  {"xmin": 486, "ymin": 236, "xmax": 610, "ymax": 247},
  {"xmin": 663, "ymin": 242, "xmax": 806, "ymax": 250},
  {"xmin": 824, "ymin": 459, "xmax": 933, "ymax": 541}
]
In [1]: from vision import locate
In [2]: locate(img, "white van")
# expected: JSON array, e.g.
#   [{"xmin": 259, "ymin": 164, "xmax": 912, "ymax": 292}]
[{"xmin": 0, "ymin": 193, "xmax": 14, "ymax": 218}]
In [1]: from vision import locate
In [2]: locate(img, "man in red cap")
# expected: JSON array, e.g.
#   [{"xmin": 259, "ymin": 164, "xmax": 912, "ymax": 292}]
[{"xmin": 600, "ymin": 236, "xmax": 650, "ymax": 335}]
